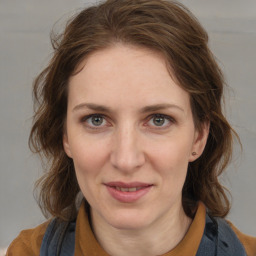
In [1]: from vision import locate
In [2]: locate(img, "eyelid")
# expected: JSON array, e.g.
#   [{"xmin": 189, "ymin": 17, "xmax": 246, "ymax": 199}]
[{"xmin": 151, "ymin": 113, "xmax": 175, "ymax": 121}]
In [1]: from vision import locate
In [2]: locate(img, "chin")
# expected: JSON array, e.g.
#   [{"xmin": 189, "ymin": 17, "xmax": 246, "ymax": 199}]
[{"xmin": 105, "ymin": 209, "xmax": 154, "ymax": 230}]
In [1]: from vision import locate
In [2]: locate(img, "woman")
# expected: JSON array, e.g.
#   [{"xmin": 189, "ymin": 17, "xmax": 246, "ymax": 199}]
[{"xmin": 7, "ymin": 0, "xmax": 256, "ymax": 255}]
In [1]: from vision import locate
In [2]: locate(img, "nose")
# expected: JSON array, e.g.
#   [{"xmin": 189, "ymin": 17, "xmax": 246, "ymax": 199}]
[{"xmin": 110, "ymin": 125, "xmax": 145, "ymax": 173}]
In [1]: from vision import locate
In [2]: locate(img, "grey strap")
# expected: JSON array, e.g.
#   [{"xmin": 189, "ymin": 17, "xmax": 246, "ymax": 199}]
[
  {"xmin": 40, "ymin": 218, "xmax": 76, "ymax": 256},
  {"xmin": 196, "ymin": 215, "xmax": 247, "ymax": 256}
]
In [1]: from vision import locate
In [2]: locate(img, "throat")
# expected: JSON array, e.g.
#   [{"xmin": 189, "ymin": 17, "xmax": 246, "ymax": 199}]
[{"xmin": 90, "ymin": 205, "xmax": 192, "ymax": 256}]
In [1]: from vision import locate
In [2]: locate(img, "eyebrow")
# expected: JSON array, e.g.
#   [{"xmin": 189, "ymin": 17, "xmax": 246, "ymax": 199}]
[
  {"xmin": 140, "ymin": 103, "xmax": 184, "ymax": 113},
  {"xmin": 72, "ymin": 103, "xmax": 184, "ymax": 113},
  {"xmin": 72, "ymin": 103, "xmax": 111, "ymax": 112}
]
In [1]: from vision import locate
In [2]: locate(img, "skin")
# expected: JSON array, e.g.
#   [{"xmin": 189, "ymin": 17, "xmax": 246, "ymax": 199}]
[{"xmin": 63, "ymin": 44, "xmax": 209, "ymax": 256}]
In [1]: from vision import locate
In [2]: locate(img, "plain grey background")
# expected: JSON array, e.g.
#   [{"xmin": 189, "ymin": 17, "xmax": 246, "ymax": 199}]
[{"xmin": 1, "ymin": 0, "xmax": 255, "ymax": 251}]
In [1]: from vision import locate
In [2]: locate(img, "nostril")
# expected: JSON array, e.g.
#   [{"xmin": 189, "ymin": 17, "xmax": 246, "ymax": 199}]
[{"xmin": 110, "ymin": 153, "xmax": 145, "ymax": 172}]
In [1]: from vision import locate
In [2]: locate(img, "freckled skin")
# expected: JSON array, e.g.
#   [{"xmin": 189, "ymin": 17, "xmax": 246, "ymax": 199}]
[{"xmin": 63, "ymin": 44, "xmax": 209, "ymax": 255}]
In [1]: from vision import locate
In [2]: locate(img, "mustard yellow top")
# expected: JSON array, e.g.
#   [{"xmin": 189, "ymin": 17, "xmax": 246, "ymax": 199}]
[{"xmin": 7, "ymin": 202, "xmax": 256, "ymax": 256}]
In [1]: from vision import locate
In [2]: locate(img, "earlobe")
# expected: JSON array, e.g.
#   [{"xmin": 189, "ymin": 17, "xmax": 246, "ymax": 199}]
[
  {"xmin": 63, "ymin": 133, "xmax": 73, "ymax": 158},
  {"xmin": 189, "ymin": 121, "xmax": 210, "ymax": 162}
]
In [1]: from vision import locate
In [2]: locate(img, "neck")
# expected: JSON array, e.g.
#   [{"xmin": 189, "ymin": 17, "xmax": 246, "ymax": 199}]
[{"xmin": 90, "ymin": 204, "xmax": 192, "ymax": 256}]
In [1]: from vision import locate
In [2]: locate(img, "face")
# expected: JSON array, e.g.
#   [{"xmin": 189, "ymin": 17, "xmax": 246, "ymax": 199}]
[{"xmin": 63, "ymin": 44, "xmax": 208, "ymax": 231}]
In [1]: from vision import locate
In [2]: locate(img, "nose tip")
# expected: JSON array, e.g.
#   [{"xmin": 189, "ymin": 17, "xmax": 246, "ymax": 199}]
[
  {"xmin": 110, "ymin": 129, "xmax": 145, "ymax": 173},
  {"xmin": 111, "ymin": 153, "xmax": 145, "ymax": 173}
]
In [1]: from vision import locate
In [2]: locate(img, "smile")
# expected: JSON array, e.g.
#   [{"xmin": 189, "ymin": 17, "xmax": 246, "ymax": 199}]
[{"xmin": 105, "ymin": 182, "xmax": 153, "ymax": 203}]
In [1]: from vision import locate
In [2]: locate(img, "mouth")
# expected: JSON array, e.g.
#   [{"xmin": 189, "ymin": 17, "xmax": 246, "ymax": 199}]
[
  {"xmin": 114, "ymin": 186, "xmax": 146, "ymax": 192},
  {"xmin": 105, "ymin": 181, "xmax": 152, "ymax": 190},
  {"xmin": 104, "ymin": 182, "xmax": 153, "ymax": 203}
]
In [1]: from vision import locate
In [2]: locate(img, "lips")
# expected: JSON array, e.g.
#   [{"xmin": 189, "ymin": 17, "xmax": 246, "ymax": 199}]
[{"xmin": 104, "ymin": 182, "xmax": 153, "ymax": 203}]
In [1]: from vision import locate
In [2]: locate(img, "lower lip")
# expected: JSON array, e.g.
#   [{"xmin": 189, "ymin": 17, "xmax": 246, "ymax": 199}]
[{"xmin": 106, "ymin": 186, "xmax": 152, "ymax": 203}]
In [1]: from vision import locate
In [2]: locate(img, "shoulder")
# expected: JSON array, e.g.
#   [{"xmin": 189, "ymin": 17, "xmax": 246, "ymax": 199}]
[
  {"xmin": 227, "ymin": 221, "xmax": 256, "ymax": 256},
  {"xmin": 6, "ymin": 220, "xmax": 50, "ymax": 256}
]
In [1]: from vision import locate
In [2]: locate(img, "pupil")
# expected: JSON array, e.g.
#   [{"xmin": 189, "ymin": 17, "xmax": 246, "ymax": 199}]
[
  {"xmin": 92, "ymin": 116, "xmax": 103, "ymax": 126},
  {"xmin": 153, "ymin": 116, "xmax": 165, "ymax": 126}
]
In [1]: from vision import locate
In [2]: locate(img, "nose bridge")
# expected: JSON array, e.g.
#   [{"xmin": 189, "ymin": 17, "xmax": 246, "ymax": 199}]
[{"xmin": 110, "ymin": 122, "xmax": 145, "ymax": 172}]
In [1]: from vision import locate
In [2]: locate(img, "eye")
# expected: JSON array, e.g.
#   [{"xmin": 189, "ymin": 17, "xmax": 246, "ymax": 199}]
[
  {"xmin": 147, "ymin": 114, "xmax": 174, "ymax": 128},
  {"xmin": 82, "ymin": 114, "xmax": 107, "ymax": 128}
]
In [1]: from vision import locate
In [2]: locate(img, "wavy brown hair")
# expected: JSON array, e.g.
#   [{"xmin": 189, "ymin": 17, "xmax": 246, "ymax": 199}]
[{"xmin": 30, "ymin": 0, "xmax": 238, "ymax": 220}]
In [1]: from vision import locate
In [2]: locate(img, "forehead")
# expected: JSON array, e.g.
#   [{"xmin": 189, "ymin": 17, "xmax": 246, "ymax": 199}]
[{"xmin": 68, "ymin": 44, "xmax": 191, "ymax": 112}]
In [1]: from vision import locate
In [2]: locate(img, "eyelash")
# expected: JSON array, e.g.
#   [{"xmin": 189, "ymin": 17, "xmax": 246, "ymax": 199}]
[{"xmin": 80, "ymin": 113, "xmax": 175, "ymax": 130}]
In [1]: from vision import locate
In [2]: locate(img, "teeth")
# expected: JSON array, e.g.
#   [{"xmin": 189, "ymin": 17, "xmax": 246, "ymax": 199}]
[
  {"xmin": 115, "ymin": 187, "xmax": 141, "ymax": 192},
  {"xmin": 120, "ymin": 187, "xmax": 129, "ymax": 192}
]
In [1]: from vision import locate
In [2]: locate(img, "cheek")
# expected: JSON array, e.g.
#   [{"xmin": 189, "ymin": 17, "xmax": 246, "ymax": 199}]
[
  {"xmin": 150, "ymin": 134, "xmax": 193, "ymax": 166},
  {"xmin": 148, "ymin": 136, "xmax": 193, "ymax": 184},
  {"xmin": 71, "ymin": 140, "xmax": 107, "ymax": 202},
  {"xmin": 70, "ymin": 137, "xmax": 109, "ymax": 178}
]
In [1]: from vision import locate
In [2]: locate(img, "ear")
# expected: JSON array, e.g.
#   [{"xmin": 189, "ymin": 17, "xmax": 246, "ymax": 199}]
[
  {"xmin": 63, "ymin": 133, "xmax": 73, "ymax": 158},
  {"xmin": 189, "ymin": 121, "xmax": 210, "ymax": 162}
]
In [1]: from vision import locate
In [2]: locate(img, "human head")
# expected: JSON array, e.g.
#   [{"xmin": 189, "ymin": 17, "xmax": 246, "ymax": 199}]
[{"xmin": 30, "ymin": 0, "xmax": 235, "ymax": 220}]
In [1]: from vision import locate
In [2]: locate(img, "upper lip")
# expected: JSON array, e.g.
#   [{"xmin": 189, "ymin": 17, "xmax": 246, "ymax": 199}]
[{"xmin": 104, "ymin": 181, "xmax": 152, "ymax": 188}]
